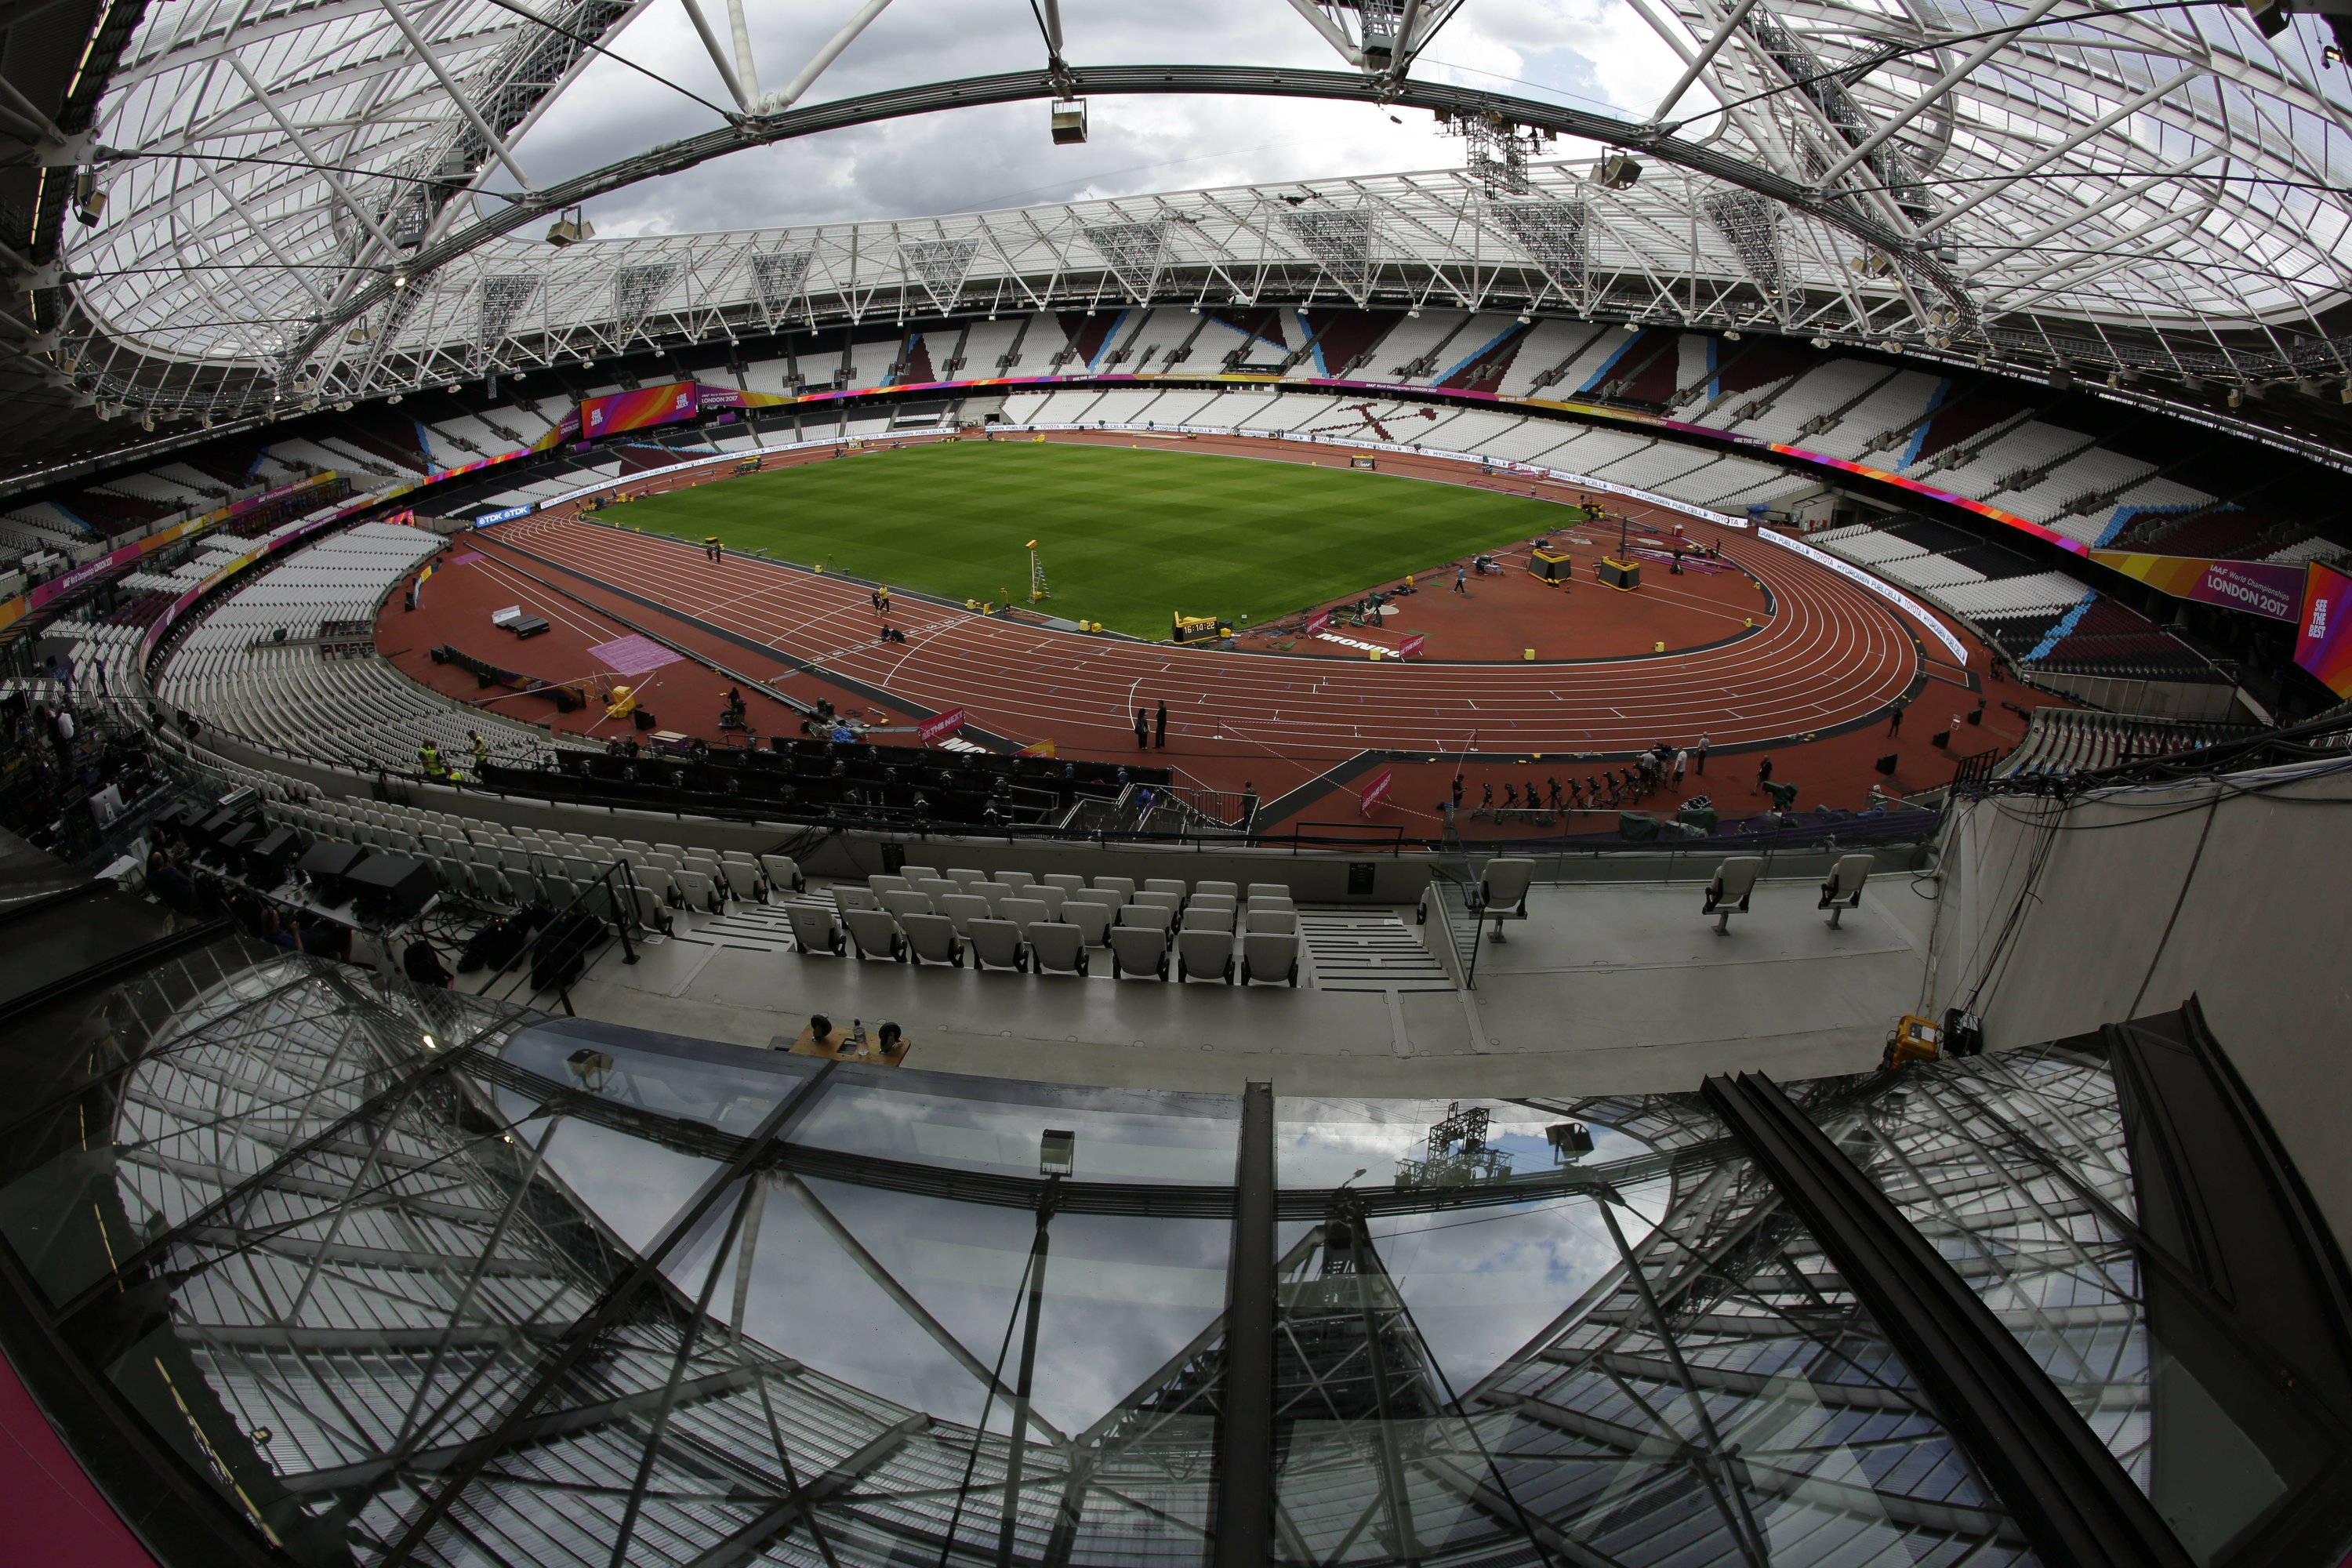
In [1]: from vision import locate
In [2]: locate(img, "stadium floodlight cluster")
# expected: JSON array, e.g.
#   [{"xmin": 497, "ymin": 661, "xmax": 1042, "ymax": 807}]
[{"xmin": 25, "ymin": 0, "xmax": 2352, "ymax": 432}]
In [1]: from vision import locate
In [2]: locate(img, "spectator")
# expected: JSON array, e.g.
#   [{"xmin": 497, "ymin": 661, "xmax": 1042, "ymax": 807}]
[
  {"xmin": 148, "ymin": 850, "xmax": 198, "ymax": 917},
  {"xmin": 404, "ymin": 938, "xmax": 454, "ymax": 989}
]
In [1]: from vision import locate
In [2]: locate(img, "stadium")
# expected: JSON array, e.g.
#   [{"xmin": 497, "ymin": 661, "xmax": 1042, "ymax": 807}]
[{"xmin": 2, "ymin": 0, "xmax": 2352, "ymax": 1563}]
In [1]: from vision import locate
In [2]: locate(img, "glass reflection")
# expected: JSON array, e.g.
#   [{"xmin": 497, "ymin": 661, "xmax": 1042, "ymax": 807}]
[{"xmin": 792, "ymin": 1067, "xmax": 1240, "ymax": 1185}]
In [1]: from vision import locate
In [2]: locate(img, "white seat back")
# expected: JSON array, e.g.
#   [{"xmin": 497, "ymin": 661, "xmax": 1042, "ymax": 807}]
[
  {"xmin": 1243, "ymin": 929, "xmax": 1301, "ymax": 984},
  {"xmin": 1707, "ymin": 856, "xmax": 1766, "ymax": 913},
  {"xmin": 844, "ymin": 906, "xmax": 903, "ymax": 960},
  {"xmin": 1119, "ymin": 902, "xmax": 1174, "ymax": 934},
  {"xmin": 1062, "ymin": 900, "xmax": 1112, "ymax": 946},
  {"xmin": 1029, "ymin": 922, "xmax": 1086, "ymax": 974},
  {"xmin": 788, "ymin": 905, "xmax": 842, "ymax": 953},
  {"xmin": 1107, "ymin": 924, "xmax": 1169, "ymax": 978},
  {"xmin": 1177, "ymin": 927, "xmax": 1235, "ymax": 980},
  {"xmin": 901, "ymin": 911, "xmax": 961, "ymax": 964},
  {"xmin": 967, "ymin": 917, "xmax": 1025, "ymax": 970},
  {"xmin": 1480, "ymin": 858, "xmax": 1536, "ymax": 909},
  {"xmin": 938, "ymin": 893, "xmax": 991, "ymax": 935},
  {"xmin": 1246, "ymin": 907, "xmax": 1296, "ymax": 935}
]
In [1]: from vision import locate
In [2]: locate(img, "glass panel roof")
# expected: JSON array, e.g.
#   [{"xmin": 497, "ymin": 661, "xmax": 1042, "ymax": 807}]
[{"xmin": 4, "ymin": 943, "xmax": 2292, "ymax": 1566}]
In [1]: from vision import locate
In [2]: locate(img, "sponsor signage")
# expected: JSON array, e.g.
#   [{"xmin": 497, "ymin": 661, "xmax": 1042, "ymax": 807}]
[
  {"xmin": 581, "ymin": 382, "xmax": 699, "ymax": 438},
  {"xmin": 917, "ymin": 706, "xmax": 966, "ymax": 743},
  {"xmin": 1399, "ymin": 633, "xmax": 1425, "ymax": 658},
  {"xmin": 2089, "ymin": 549, "xmax": 2305, "ymax": 622},
  {"xmin": 1359, "ymin": 768, "xmax": 1394, "ymax": 815},
  {"xmin": 2295, "ymin": 561, "xmax": 2352, "ymax": 699},
  {"xmin": 1305, "ymin": 612, "xmax": 1330, "ymax": 637},
  {"xmin": 476, "ymin": 503, "xmax": 534, "ymax": 526}
]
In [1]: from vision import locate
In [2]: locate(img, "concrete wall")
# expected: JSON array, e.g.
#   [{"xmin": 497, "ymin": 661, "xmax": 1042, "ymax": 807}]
[{"xmin": 1926, "ymin": 762, "xmax": 2352, "ymax": 1245}]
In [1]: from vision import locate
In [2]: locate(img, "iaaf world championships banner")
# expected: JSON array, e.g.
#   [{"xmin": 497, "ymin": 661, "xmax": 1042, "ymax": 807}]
[
  {"xmin": 2089, "ymin": 550, "xmax": 2306, "ymax": 622},
  {"xmin": 580, "ymin": 381, "xmax": 699, "ymax": 438}
]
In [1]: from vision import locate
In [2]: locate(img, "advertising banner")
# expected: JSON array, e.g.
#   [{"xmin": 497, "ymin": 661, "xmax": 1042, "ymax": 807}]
[
  {"xmin": 691, "ymin": 383, "xmax": 791, "ymax": 411},
  {"xmin": 917, "ymin": 707, "xmax": 966, "ymax": 743},
  {"xmin": 2088, "ymin": 550, "xmax": 2305, "ymax": 622},
  {"xmin": 1399, "ymin": 633, "xmax": 1425, "ymax": 658},
  {"xmin": 475, "ymin": 504, "xmax": 534, "ymax": 526},
  {"xmin": 1359, "ymin": 768, "xmax": 1393, "ymax": 815},
  {"xmin": 2294, "ymin": 561, "xmax": 2352, "ymax": 699},
  {"xmin": 535, "ymin": 407, "xmax": 583, "ymax": 450},
  {"xmin": 1304, "ymin": 612, "xmax": 1330, "ymax": 637},
  {"xmin": 581, "ymin": 382, "xmax": 697, "ymax": 439}
]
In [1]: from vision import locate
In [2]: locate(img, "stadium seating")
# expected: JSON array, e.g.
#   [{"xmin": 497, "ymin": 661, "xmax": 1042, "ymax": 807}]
[{"xmin": 151, "ymin": 521, "xmax": 568, "ymax": 774}]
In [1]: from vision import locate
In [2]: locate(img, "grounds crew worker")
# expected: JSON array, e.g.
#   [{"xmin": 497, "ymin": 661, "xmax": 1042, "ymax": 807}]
[
  {"xmin": 419, "ymin": 738, "xmax": 445, "ymax": 780},
  {"xmin": 470, "ymin": 729, "xmax": 490, "ymax": 775}
]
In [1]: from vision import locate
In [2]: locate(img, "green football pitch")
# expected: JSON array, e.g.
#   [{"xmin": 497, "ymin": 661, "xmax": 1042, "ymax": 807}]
[{"xmin": 613, "ymin": 440, "xmax": 1560, "ymax": 637}]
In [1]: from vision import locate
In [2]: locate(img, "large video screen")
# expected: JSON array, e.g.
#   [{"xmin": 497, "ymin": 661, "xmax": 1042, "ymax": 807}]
[
  {"xmin": 2295, "ymin": 561, "xmax": 2352, "ymax": 699},
  {"xmin": 580, "ymin": 381, "xmax": 697, "ymax": 438}
]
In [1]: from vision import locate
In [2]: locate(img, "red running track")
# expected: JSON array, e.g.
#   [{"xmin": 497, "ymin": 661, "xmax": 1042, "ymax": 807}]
[{"xmin": 473, "ymin": 502, "xmax": 1931, "ymax": 793}]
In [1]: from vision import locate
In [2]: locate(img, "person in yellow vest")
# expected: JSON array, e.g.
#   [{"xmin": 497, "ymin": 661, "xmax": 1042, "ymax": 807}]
[
  {"xmin": 419, "ymin": 738, "xmax": 444, "ymax": 779},
  {"xmin": 469, "ymin": 729, "xmax": 489, "ymax": 775}
]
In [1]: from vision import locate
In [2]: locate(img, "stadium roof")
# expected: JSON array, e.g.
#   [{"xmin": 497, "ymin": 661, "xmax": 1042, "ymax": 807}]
[
  {"xmin": 10, "ymin": 0, "xmax": 2352, "ymax": 452},
  {"xmin": 10, "ymin": 931, "xmax": 2350, "ymax": 1566}
]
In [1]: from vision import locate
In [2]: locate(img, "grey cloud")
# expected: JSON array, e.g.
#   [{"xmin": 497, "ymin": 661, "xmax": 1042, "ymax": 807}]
[{"xmin": 506, "ymin": 0, "xmax": 1658, "ymax": 234}]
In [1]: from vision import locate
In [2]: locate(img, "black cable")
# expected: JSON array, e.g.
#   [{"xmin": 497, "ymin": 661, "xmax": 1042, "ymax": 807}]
[
  {"xmin": 1022, "ymin": 0, "xmax": 1059, "ymax": 64},
  {"xmin": 474, "ymin": 0, "xmax": 740, "ymax": 122},
  {"xmin": 2125, "ymin": 785, "xmax": 2220, "ymax": 1015}
]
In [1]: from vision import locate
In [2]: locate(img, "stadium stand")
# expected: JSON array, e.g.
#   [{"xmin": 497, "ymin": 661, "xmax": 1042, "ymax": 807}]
[
  {"xmin": 151, "ymin": 521, "xmax": 564, "ymax": 773},
  {"xmin": 1998, "ymin": 706, "xmax": 2262, "ymax": 776}
]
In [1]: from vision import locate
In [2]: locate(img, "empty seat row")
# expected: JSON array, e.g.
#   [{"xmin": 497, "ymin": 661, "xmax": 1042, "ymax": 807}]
[{"xmin": 791, "ymin": 890, "xmax": 1301, "ymax": 984}]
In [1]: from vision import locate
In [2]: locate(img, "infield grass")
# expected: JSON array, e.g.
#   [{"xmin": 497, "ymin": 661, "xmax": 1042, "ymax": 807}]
[{"xmin": 608, "ymin": 440, "xmax": 1560, "ymax": 638}]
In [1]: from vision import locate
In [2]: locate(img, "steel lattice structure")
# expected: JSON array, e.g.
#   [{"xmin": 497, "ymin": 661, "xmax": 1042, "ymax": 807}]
[
  {"xmin": 2, "ymin": 932, "xmax": 2210, "ymax": 1567},
  {"xmin": 15, "ymin": 0, "xmax": 2352, "ymax": 429}
]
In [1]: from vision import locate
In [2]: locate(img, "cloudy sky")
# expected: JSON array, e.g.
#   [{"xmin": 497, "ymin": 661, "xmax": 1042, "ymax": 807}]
[{"xmin": 506, "ymin": 0, "xmax": 1699, "ymax": 236}]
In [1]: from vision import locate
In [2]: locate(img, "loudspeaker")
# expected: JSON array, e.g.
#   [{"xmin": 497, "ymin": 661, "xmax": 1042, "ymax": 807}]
[
  {"xmin": 195, "ymin": 808, "xmax": 249, "ymax": 846},
  {"xmin": 218, "ymin": 819, "xmax": 260, "ymax": 852},
  {"xmin": 297, "ymin": 840, "xmax": 369, "ymax": 903},
  {"xmin": 250, "ymin": 826, "xmax": 303, "ymax": 876},
  {"xmin": 347, "ymin": 854, "xmax": 436, "ymax": 924}
]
